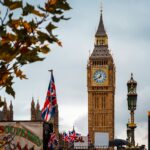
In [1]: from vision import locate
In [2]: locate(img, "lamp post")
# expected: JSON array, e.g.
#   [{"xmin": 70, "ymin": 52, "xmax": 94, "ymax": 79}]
[{"xmin": 127, "ymin": 73, "xmax": 137, "ymax": 147}]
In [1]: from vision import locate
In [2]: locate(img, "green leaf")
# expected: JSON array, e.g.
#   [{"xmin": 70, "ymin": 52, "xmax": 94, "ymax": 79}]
[
  {"xmin": 22, "ymin": 3, "xmax": 34, "ymax": 16},
  {"xmin": 57, "ymin": 0, "xmax": 72, "ymax": 11},
  {"xmin": 37, "ymin": 31, "xmax": 50, "ymax": 43},
  {"xmin": 52, "ymin": 16, "xmax": 60, "ymax": 22},
  {"xmin": 23, "ymin": 3, "xmax": 45, "ymax": 17},
  {"xmin": 4, "ymin": 75, "xmax": 15, "ymax": 97},
  {"xmin": 17, "ymin": 49, "xmax": 44, "ymax": 65},
  {"xmin": 46, "ymin": 22, "xmax": 57, "ymax": 33},
  {"xmin": 40, "ymin": 45, "xmax": 50, "ymax": 54},
  {"xmin": 52, "ymin": 15, "xmax": 70, "ymax": 22},
  {"xmin": 6, "ymin": 86, "xmax": 15, "ymax": 98}
]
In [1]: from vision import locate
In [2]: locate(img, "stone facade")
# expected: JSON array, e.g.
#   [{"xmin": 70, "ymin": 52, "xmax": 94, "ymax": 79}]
[
  {"xmin": 0, "ymin": 97, "xmax": 13, "ymax": 121},
  {"xmin": 31, "ymin": 97, "xmax": 59, "ymax": 137},
  {"xmin": 0, "ymin": 96, "xmax": 59, "ymax": 138},
  {"xmin": 87, "ymin": 11, "xmax": 115, "ymax": 144}
]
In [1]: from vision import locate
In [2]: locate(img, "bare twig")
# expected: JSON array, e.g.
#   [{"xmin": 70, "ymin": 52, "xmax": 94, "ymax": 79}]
[
  {"xmin": 36, "ymin": 13, "xmax": 49, "ymax": 26},
  {"xmin": 2, "ymin": 8, "xmax": 8, "ymax": 24}
]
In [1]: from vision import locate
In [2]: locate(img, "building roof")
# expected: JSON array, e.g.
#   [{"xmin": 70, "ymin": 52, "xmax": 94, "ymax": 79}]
[
  {"xmin": 90, "ymin": 46, "xmax": 111, "ymax": 59},
  {"xmin": 95, "ymin": 12, "xmax": 107, "ymax": 37}
]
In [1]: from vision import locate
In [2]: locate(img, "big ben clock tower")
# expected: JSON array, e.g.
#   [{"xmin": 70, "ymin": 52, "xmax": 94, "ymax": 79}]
[{"xmin": 87, "ymin": 9, "xmax": 115, "ymax": 144}]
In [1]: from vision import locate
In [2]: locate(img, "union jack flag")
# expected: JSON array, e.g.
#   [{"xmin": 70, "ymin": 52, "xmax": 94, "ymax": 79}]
[
  {"xmin": 69, "ymin": 130, "xmax": 76, "ymax": 142},
  {"xmin": 63, "ymin": 132, "xmax": 70, "ymax": 143},
  {"xmin": 48, "ymin": 132, "xmax": 58, "ymax": 148},
  {"xmin": 41, "ymin": 71, "xmax": 57, "ymax": 122}
]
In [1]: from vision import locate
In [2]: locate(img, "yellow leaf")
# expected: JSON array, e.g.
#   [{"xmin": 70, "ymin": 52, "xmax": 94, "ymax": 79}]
[
  {"xmin": 49, "ymin": 0, "xmax": 58, "ymax": 5},
  {"xmin": 0, "ymin": 73, "xmax": 9, "ymax": 85},
  {"xmin": 32, "ymin": 10, "xmax": 45, "ymax": 17},
  {"xmin": 14, "ymin": 68, "xmax": 27, "ymax": 79},
  {"xmin": 22, "ymin": 21, "xmax": 32, "ymax": 32},
  {"xmin": 9, "ymin": 1, "xmax": 22, "ymax": 10},
  {"xmin": 10, "ymin": 20, "xmax": 21, "ymax": 29}
]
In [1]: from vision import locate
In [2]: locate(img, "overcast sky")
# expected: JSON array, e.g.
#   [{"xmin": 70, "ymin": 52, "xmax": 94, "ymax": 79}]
[{"xmin": 1, "ymin": 0, "xmax": 150, "ymax": 148}]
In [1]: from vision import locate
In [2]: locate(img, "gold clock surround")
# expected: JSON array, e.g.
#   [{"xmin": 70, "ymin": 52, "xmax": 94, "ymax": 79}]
[{"xmin": 92, "ymin": 65, "xmax": 108, "ymax": 86}]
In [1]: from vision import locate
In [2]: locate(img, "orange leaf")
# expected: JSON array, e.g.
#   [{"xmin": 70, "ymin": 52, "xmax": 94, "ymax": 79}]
[
  {"xmin": 57, "ymin": 40, "xmax": 62, "ymax": 47},
  {"xmin": 49, "ymin": 0, "xmax": 58, "ymax": 5},
  {"xmin": 14, "ymin": 68, "xmax": 27, "ymax": 79}
]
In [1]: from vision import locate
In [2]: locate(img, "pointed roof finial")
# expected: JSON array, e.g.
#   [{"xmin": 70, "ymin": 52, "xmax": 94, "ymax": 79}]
[
  {"xmin": 31, "ymin": 97, "xmax": 35, "ymax": 106},
  {"xmin": 127, "ymin": 73, "xmax": 137, "ymax": 85},
  {"xmin": 131, "ymin": 73, "xmax": 133, "ymax": 79},
  {"xmin": 73, "ymin": 125, "xmax": 75, "ymax": 132},
  {"xmin": 95, "ymin": 1, "xmax": 107, "ymax": 37},
  {"xmin": 36, "ymin": 99, "xmax": 40, "ymax": 110},
  {"xmin": 100, "ymin": 0, "xmax": 103, "ymax": 14}
]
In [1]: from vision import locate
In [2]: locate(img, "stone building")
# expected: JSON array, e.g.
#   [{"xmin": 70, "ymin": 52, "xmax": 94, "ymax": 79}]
[
  {"xmin": 31, "ymin": 97, "xmax": 59, "ymax": 137},
  {"xmin": 87, "ymin": 9, "xmax": 115, "ymax": 144},
  {"xmin": 0, "ymin": 97, "xmax": 13, "ymax": 121},
  {"xmin": 0, "ymin": 96, "xmax": 59, "ymax": 138}
]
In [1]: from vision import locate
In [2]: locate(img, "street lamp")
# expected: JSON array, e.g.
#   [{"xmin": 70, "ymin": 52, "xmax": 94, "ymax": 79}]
[{"xmin": 127, "ymin": 73, "xmax": 137, "ymax": 147}]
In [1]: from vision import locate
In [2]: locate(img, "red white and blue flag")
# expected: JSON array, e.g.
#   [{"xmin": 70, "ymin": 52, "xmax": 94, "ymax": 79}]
[
  {"xmin": 48, "ymin": 132, "xmax": 58, "ymax": 148},
  {"xmin": 63, "ymin": 132, "xmax": 71, "ymax": 143},
  {"xmin": 41, "ymin": 71, "xmax": 57, "ymax": 122},
  {"xmin": 69, "ymin": 130, "xmax": 76, "ymax": 142},
  {"xmin": 62, "ymin": 129, "xmax": 82, "ymax": 143}
]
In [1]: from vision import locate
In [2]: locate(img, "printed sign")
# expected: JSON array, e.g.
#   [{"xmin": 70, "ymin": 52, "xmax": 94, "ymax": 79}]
[
  {"xmin": 74, "ymin": 136, "xmax": 88, "ymax": 149},
  {"xmin": 0, "ymin": 121, "xmax": 43, "ymax": 150},
  {"xmin": 94, "ymin": 132, "xmax": 109, "ymax": 148}
]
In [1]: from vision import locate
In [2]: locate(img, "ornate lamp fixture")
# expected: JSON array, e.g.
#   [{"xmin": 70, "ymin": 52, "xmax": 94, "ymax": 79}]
[{"xmin": 127, "ymin": 73, "xmax": 137, "ymax": 147}]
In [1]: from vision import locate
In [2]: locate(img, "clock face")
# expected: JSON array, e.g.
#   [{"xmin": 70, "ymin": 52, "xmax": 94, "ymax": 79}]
[{"xmin": 93, "ymin": 70, "xmax": 106, "ymax": 83}]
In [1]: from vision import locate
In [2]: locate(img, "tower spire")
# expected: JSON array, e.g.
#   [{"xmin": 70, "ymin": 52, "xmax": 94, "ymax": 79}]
[
  {"xmin": 94, "ymin": 3, "xmax": 108, "ymax": 47},
  {"xmin": 100, "ymin": 0, "xmax": 103, "ymax": 14},
  {"xmin": 95, "ymin": 1, "xmax": 107, "ymax": 37}
]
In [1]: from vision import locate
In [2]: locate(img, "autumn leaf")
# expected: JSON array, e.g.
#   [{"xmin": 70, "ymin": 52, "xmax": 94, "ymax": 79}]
[
  {"xmin": 56, "ymin": 40, "xmax": 62, "ymax": 47},
  {"xmin": 46, "ymin": 22, "xmax": 57, "ymax": 34},
  {"xmin": 31, "ymin": 9, "xmax": 45, "ymax": 17},
  {"xmin": 0, "ymin": 73, "xmax": 9, "ymax": 85},
  {"xmin": 14, "ymin": 68, "xmax": 27, "ymax": 79},
  {"xmin": 37, "ymin": 30, "xmax": 53, "ymax": 43},
  {"xmin": 22, "ymin": 3, "xmax": 34, "ymax": 16},
  {"xmin": 49, "ymin": 0, "xmax": 58, "ymax": 5},
  {"xmin": 6, "ymin": 86, "xmax": 15, "ymax": 98},
  {"xmin": 9, "ymin": 1, "xmax": 22, "ymax": 10},
  {"xmin": 8, "ymin": 19, "xmax": 21, "ymax": 29},
  {"xmin": 0, "ymin": 0, "xmax": 71, "ymax": 97},
  {"xmin": 40, "ymin": 45, "xmax": 50, "ymax": 54}
]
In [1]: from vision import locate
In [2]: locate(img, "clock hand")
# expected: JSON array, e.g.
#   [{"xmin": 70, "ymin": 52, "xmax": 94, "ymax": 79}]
[{"xmin": 95, "ymin": 74, "xmax": 102, "ymax": 80}]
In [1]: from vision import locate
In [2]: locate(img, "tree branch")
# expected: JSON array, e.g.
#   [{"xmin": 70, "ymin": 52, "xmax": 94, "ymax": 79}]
[{"xmin": 2, "ymin": 8, "xmax": 9, "ymax": 25}]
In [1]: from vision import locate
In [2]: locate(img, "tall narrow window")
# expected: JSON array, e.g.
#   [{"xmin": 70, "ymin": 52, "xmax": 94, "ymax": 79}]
[{"xmin": 102, "ymin": 94, "xmax": 106, "ymax": 109}]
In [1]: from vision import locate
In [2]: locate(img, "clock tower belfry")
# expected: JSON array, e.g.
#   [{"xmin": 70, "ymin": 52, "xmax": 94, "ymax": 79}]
[{"xmin": 87, "ymin": 9, "xmax": 115, "ymax": 144}]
